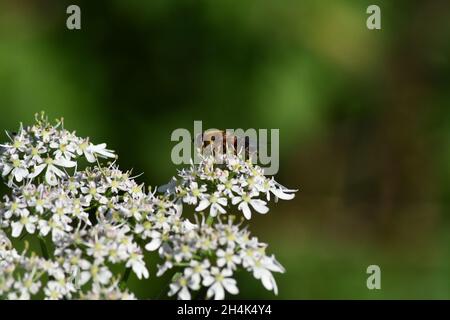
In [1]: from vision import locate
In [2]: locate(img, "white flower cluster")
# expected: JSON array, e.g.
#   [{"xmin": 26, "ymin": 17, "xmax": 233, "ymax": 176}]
[
  {"xmin": 0, "ymin": 233, "xmax": 136, "ymax": 300},
  {"xmin": 0, "ymin": 115, "xmax": 296, "ymax": 300},
  {"xmin": 0, "ymin": 113, "xmax": 114, "ymax": 186},
  {"xmin": 156, "ymin": 217, "xmax": 285, "ymax": 300},
  {"xmin": 174, "ymin": 154, "xmax": 296, "ymax": 220},
  {"xmin": 151, "ymin": 153, "xmax": 296, "ymax": 300}
]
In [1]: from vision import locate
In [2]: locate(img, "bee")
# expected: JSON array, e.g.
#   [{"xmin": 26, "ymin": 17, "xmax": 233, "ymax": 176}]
[{"xmin": 195, "ymin": 129, "xmax": 255, "ymax": 159}]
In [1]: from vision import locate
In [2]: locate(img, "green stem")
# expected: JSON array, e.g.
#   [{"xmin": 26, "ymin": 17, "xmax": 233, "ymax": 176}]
[
  {"xmin": 206, "ymin": 215, "xmax": 214, "ymax": 226},
  {"xmin": 19, "ymin": 232, "xmax": 28, "ymax": 241},
  {"xmin": 39, "ymin": 237, "xmax": 49, "ymax": 260},
  {"xmin": 119, "ymin": 267, "xmax": 132, "ymax": 290},
  {"xmin": 173, "ymin": 262, "xmax": 190, "ymax": 267}
]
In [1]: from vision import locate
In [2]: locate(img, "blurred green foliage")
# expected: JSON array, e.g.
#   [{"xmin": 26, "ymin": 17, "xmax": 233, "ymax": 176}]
[{"xmin": 0, "ymin": 0, "xmax": 449, "ymax": 298}]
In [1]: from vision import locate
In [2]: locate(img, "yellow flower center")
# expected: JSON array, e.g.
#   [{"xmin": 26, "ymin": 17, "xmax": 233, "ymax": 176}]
[
  {"xmin": 13, "ymin": 140, "xmax": 21, "ymax": 148},
  {"xmin": 20, "ymin": 216, "xmax": 29, "ymax": 225},
  {"xmin": 215, "ymin": 274, "xmax": 224, "ymax": 282},
  {"xmin": 179, "ymin": 278, "xmax": 187, "ymax": 286},
  {"xmin": 12, "ymin": 159, "xmax": 21, "ymax": 167}
]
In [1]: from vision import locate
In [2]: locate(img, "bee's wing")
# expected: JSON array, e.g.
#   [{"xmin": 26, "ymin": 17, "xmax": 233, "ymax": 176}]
[
  {"xmin": 157, "ymin": 179, "xmax": 177, "ymax": 194},
  {"xmin": 193, "ymin": 132, "xmax": 203, "ymax": 149},
  {"xmin": 232, "ymin": 135, "xmax": 258, "ymax": 154}
]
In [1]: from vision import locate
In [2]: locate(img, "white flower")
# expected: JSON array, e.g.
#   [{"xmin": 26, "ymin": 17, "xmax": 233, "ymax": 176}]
[
  {"xmin": 267, "ymin": 179, "xmax": 297, "ymax": 201},
  {"xmin": 0, "ymin": 116, "xmax": 296, "ymax": 300},
  {"xmin": 38, "ymin": 219, "xmax": 51, "ymax": 237},
  {"xmin": 22, "ymin": 276, "xmax": 41, "ymax": 296},
  {"xmin": 30, "ymin": 157, "xmax": 76, "ymax": 186},
  {"xmin": 50, "ymin": 138, "xmax": 75, "ymax": 160},
  {"xmin": 2, "ymin": 198, "xmax": 28, "ymax": 219},
  {"xmin": 226, "ymin": 157, "xmax": 244, "ymax": 173},
  {"xmin": 2, "ymin": 130, "xmax": 28, "ymax": 153},
  {"xmin": 156, "ymin": 260, "xmax": 174, "ymax": 277},
  {"xmin": 2, "ymin": 155, "xmax": 29, "ymax": 183},
  {"xmin": 86, "ymin": 239, "xmax": 109, "ymax": 260},
  {"xmin": 239, "ymin": 238, "xmax": 263, "ymax": 268},
  {"xmin": 105, "ymin": 243, "xmax": 125, "ymax": 264},
  {"xmin": 81, "ymin": 181, "xmax": 107, "ymax": 203},
  {"xmin": 26, "ymin": 142, "xmax": 46, "ymax": 164},
  {"xmin": 203, "ymin": 267, "xmax": 239, "ymax": 300},
  {"xmin": 270, "ymin": 185, "xmax": 296, "ymax": 200},
  {"xmin": 251, "ymin": 256, "xmax": 285, "ymax": 295},
  {"xmin": 217, "ymin": 177, "xmax": 238, "ymax": 197},
  {"xmin": 82, "ymin": 143, "xmax": 115, "ymax": 163},
  {"xmin": 144, "ymin": 230, "xmax": 163, "ymax": 251},
  {"xmin": 195, "ymin": 192, "xmax": 227, "ymax": 217},
  {"xmin": 126, "ymin": 250, "xmax": 149, "ymax": 280},
  {"xmin": 44, "ymin": 281, "xmax": 64, "ymax": 300},
  {"xmin": 72, "ymin": 204, "xmax": 91, "ymax": 226},
  {"xmin": 232, "ymin": 192, "xmax": 269, "ymax": 219},
  {"xmin": 81, "ymin": 263, "xmax": 112, "ymax": 285},
  {"xmin": 174, "ymin": 242, "xmax": 195, "ymax": 262},
  {"xmin": 11, "ymin": 211, "xmax": 38, "ymax": 238},
  {"xmin": 185, "ymin": 259, "xmax": 210, "ymax": 285},
  {"xmin": 183, "ymin": 182, "xmax": 206, "ymax": 205},
  {"xmin": 216, "ymin": 248, "xmax": 241, "ymax": 270},
  {"xmin": 152, "ymin": 211, "xmax": 171, "ymax": 231},
  {"xmin": 168, "ymin": 273, "xmax": 200, "ymax": 300},
  {"xmin": 134, "ymin": 221, "xmax": 153, "ymax": 239}
]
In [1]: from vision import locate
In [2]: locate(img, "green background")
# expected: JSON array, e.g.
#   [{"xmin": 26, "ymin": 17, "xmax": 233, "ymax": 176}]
[{"xmin": 0, "ymin": 0, "xmax": 450, "ymax": 299}]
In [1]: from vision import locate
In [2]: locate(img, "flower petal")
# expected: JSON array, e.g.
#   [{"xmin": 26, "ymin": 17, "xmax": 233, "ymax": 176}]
[
  {"xmin": 271, "ymin": 188, "xmax": 296, "ymax": 200},
  {"xmin": 30, "ymin": 163, "xmax": 47, "ymax": 178},
  {"xmin": 238, "ymin": 202, "xmax": 252, "ymax": 220},
  {"xmin": 223, "ymin": 279, "xmax": 239, "ymax": 295},
  {"xmin": 53, "ymin": 157, "xmax": 76, "ymax": 168},
  {"xmin": 195, "ymin": 199, "xmax": 210, "ymax": 212},
  {"xmin": 145, "ymin": 238, "xmax": 162, "ymax": 251},
  {"xmin": 45, "ymin": 167, "xmax": 58, "ymax": 186},
  {"xmin": 11, "ymin": 222, "xmax": 24, "ymax": 238},
  {"xmin": 178, "ymin": 286, "xmax": 191, "ymax": 300},
  {"xmin": 250, "ymin": 199, "xmax": 269, "ymax": 214}
]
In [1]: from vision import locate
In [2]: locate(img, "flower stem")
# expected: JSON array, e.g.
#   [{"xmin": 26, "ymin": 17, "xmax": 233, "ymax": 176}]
[
  {"xmin": 119, "ymin": 267, "xmax": 132, "ymax": 290},
  {"xmin": 206, "ymin": 215, "xmax": 214, "ymax": 226},
  {"xmin": 19, "ymin": 232, "xmax": 28, "ymax": 241},
  {"xmin": 38, "ymin": 237, "xmax": 49, "ymax": 260}
]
